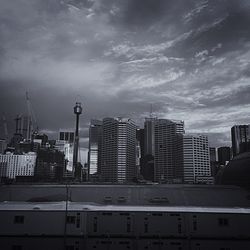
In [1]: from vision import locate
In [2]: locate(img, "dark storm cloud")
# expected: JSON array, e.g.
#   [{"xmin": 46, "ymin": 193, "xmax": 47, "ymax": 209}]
[
  {"xmin": 1, "ymin": 0, "xmax": 250, "ymax": 152},
  {"xmin": 111, "ymin": 0, "xmax": 250, "ymax": 58},
  {"xmin": 122, "ymin": 0, "xmax": 185, "ymax": 26},
  {"xmin": 183, "ymin": 9, "xmax": 250, "ymax": 56}
]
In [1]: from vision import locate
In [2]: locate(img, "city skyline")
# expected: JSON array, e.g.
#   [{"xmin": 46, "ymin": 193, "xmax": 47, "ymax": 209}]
[
  {"xmin": 1, "ymin": 109, "xmax": 248, "ymax": 164},
  {"xmin": 1, "ymin": 0, "xmax": 250, "ymax": 158},
  {"xmin": 1, "ymin": 2, "xmax": 250, "ymax": 247}
]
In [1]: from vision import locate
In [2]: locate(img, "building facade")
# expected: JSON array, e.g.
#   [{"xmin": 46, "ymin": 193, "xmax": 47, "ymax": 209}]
[
  {"xmin": 0, "ymin": 152, "xmax": 37, "ymax": 180},
  {"xmin": 55, "ymin": 131, "xmax": 75, "ymax": 177},
  {"xmin": 154, "ymin": 119, "xmax": 184, "ymax": 183},
  {"xmin": 231, "ymin": 125, "xmax": 250, "ymax": 157},
  {"xmin": 100, "ymin": 118, "xmax": 137, "ymax": 183},
  {"xmin": 183, "ymin": 134, "xmax": 211, "ymax": 184},
  {"xmin": 0, "ymin": 139, "xmax": 7, "ymax": 154},
  {"xmin": 55, "ymin": 140, "xmax": 74, "ymax": 175},
  {"xmin": 144, "ymin": 118, "xmax": 156, "ymax": 156},
  {"xmin": 59, "ymin": 131, "xmax": 74, "ymax": 143},
  {"xmin": 35, "ymin": 149, "xmax": 65, "ymax": 181},
  {"xmin": 88, "ymin": 120, "xmax": 102, "ymax": 181}
]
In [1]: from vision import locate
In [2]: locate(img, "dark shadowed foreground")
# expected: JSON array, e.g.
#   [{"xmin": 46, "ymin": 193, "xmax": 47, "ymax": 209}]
[{"xmin": 0, "ymin": 184, "xmax": 250, "ymax": 249}]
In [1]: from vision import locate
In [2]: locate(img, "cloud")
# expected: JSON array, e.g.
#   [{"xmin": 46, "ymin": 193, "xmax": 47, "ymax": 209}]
[
  {"xmin": 183, "ymin": 0, "xmax": 209, "ymax": 23},
  {"xmin": 0, "ymin": 0, "xmax": 250, "ymax": 149}
]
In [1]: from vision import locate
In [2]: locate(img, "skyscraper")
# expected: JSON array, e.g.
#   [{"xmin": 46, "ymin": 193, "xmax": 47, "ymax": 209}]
[
  {"xmin": 183, "ymin": 134, "xmax": 211, "ymax": 184},
  {"xmin": 144, "ymin": 118, "xmax": 156, "ymax": 156},
  {"xmin": 154, "ymin": 119, "xmax": 184, "ymax": 183},
  {"xmin": 88, "ymin": 119, "xmax": 102, "ymax": 181},
  {"xmin": 137, "ymin": 128, "xmax": 155, "ymax": 181},
  {"xmin": 100, "ymin": 117, "xmax": 137, "ymax": 183},
  {"xmin": 231, "ymin": 125, "xmax": 250, "ymax": 157}
]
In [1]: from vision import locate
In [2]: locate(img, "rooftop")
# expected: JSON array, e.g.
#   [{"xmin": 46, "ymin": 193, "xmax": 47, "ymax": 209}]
[
  {"xmin": 0, "ymin": 184, "xmax": 250, "ymax": 207},
  {"xmin": 0, "ymin": 201, "xmax": 250, "ymax": 214}
]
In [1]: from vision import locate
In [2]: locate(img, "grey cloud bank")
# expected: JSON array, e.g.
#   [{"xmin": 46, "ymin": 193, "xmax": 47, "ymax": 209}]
[{"xmin": 1, "ymin": 0, "xmax": 250, "ymax": 155}]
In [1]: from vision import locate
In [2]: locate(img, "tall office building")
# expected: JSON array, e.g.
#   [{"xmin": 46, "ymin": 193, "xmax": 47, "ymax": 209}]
[
  {"xmin": 144, "ymin": 118, "xmax": 156, "ymax": 156},
  {"xmin": 183, "ymin": 134, "xmax": 211, "ymax": 184},
  {"xmin": 88, "ymin": 120, "xmax": 102, "ymax": 181},
  {"xmin": 231, "ymin": 125, "xmax": 250, "ymax": 157},
  {"xmin": 218, "ymin": 146, "xmax": 231, "ymax": 166},
  {"xmin": 154, "ymin": 119, "xmax": 184, "ymax": 183},
  {"xmin": 100, "ymin": 118, "xmax": 137, "ymax": 183}
]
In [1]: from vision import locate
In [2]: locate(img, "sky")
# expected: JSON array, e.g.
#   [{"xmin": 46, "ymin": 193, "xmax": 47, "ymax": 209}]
[{"xmin": 1, "ymin": 0, "xmax": 250, "ymax": 161}]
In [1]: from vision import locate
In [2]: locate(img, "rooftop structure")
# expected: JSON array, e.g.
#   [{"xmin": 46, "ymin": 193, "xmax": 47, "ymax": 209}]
[{"xmin": 0, "ymin": 184, "xmax": 249, "ymax": 207}]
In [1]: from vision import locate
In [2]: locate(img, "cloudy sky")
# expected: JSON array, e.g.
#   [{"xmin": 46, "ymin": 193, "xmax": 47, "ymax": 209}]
[{"xmin": 1, "ymin": 0, "xmax": 250, "ymax": 160}]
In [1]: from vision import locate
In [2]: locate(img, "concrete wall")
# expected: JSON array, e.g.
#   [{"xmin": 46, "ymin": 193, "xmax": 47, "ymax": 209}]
[
  {"xmin": 0, "ymin": 184, "xmax": 249, "ymax": 207},
  {"xmin": 0, "ymin": 209, "xmax": 250, "ymax": 239}
]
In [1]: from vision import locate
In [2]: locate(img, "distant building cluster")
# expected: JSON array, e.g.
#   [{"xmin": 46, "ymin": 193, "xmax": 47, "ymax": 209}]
[
  {"xmin": 88, "ymin": 117, "xmax": 213, "ymax": 184},
  {"xmin": 0, "ymin": 102, "xmax": 85, "ymax": 184},
  {"xmin": 0, "ymin": 128, "xmax": 86, "ymax": 183}
]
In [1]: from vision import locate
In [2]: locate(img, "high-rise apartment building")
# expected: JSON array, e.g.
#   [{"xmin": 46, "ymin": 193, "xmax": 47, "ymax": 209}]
[
  {"xmin": 218, "ymin": 146, "xmax": 231, "ymax": 165},
  {"xmin": 154, "ymin": 119, "xmax": 184, "ymax": 183},
  {"xmin": 183, "ymin": 134, "xmax": 211, "ymax": 184},
  {"xmin": 231, "ymin": 125, "xmax": 250, "ymax": 157},
  {"xmin": 88, "ymin": 120, "xmax": 102, "ymax": 181},
  {"xmin": 100, "ymin": 118, "xmax": 137, "ymax": 183},
  {"xmin": 0, "ymin": 152, "xmax": 37, "ymax": 180}
]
